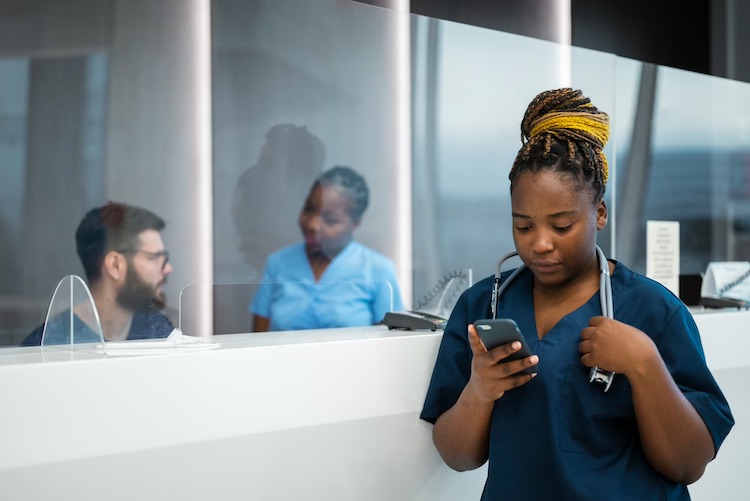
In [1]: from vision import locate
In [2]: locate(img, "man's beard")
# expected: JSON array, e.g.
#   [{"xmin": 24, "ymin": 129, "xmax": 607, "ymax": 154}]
[{"xmin": 116, "ymin": 267, "xmax": 166, "ymax": 312}]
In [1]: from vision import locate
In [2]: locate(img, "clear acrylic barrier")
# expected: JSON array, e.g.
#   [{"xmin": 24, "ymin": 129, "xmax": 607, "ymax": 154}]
[
  {"xmin": 41, "ymin": 275, "xmax": 104, "ymax": 348},
  {"xmin": 38, "ymin": 275, "xmax": 216, "ymax": 356},
  {"xmin": 179, "ymin": 280, "xmax": 398, "ymax": 336}
]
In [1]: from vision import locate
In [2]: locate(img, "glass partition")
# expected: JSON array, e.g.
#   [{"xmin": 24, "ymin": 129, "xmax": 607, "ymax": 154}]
[
  {"xmin": 411, "ymin": 16, "xmax": 618, "ymax": 298},
  {"xmin": 0, "ymin": 0, "xmax": 211, "ymax": 347},
  {"xmin": 2, "ymin": 0, "xmax": 750, "ymax": 348},
  {"xmin": 0, "ymin": 47, "xmax": 111, "ymax": 346},
  {"xmin": 179, "ymin": 283, "xmax": 259, "ymax": 337},
  {"xmin": 211, "ymin": 0, "xmax": 410, "ymax": 303},
  {"xmin": 179, "ymin": 281, "xmax": 399, "ymax": 336},
  {"xmin": 39, "ymin": 275, "xmax": 103, "ymax": 348},
  {"xmin": 614, "ymin": 63, "xmax": 750, "ymax": 274},
  {"xmin": 211, "ymin": 0, "xmax": 750, "ymax": 319}
]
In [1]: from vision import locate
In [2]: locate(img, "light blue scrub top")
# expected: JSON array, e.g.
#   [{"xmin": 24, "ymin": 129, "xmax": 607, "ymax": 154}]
[{"xmin": 250, "ymin": 241, "xmax": 404, "ymax": 331}]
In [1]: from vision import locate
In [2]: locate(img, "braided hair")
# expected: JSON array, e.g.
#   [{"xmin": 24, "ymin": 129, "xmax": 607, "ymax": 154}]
[
  {"xmin": 509, "ymin": 88, "xmax": 610, "ymax": 201},
  {"xmin": 316, "ymin": 165, "xmax": 370, "ymax": 222}
]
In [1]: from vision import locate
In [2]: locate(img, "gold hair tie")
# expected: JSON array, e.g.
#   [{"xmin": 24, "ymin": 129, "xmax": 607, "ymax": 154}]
[
  {"xmin": 529, "ymin": 112, "xmax": 609, "ymax": 146},
  {"xmin": 529, "ymin": 111, "xmax": 610, "ymax": 185}
]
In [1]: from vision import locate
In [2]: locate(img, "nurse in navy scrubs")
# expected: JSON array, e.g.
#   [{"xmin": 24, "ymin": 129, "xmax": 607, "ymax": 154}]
[{"xmin": 420, "ymin": 88, "xmax": 733, "ymax": 500}]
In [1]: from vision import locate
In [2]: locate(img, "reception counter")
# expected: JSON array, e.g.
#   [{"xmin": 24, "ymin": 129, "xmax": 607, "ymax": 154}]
[{"xmin": 0, "ymin": 309, "xmax": 747, "ymax": 500}]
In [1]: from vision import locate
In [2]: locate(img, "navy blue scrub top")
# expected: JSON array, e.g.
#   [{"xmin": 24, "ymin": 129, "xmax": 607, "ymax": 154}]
[
  {"xmin": 421, "ymin": 261, "xmax": 734, "ymax": 501},
  {"xmin": 21, "ymin": 309, "xmax": 173, "ymax": 346}
]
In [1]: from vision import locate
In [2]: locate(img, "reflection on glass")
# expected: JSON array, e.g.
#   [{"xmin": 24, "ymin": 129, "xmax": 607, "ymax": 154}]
[
  {"xmin": 616, "ymin": 64, "xmax": 750, "ymax": 274},
  {"xmin": 2, "ymin": 0, "xmax": 215, "ymax": 348},
  {"xmin": 412, "ymin": 12, "xmax": 750, "ymax": 291},
  {"xmin": 231, "ymin": 124, "xmax": 326, "ymax": 279},
  {"xmin": 0, "ymin": 50, "xmax": 110, "ymax": 347},
  {"xmin": 3, "ymin": 0, "xmax": 750, "ymax": 347},
  {"xmin": 211, "ymin": 1, "xmax": 407, "ymax": 330},
  {"xmin": 411, "ymin": 17, "xmax": 617, "ymax": 297}
]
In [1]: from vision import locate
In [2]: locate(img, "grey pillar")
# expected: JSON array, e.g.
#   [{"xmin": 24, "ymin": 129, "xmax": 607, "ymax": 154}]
[{"xmin": 105, "ymin": 0, "xmax": 213, "ymax": 335}]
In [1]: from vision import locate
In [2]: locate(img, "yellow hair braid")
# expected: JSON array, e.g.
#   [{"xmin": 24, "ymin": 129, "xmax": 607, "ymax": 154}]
[{"xmin": 527, "ymin": 110, "xmax": 610, "ymax": 185}]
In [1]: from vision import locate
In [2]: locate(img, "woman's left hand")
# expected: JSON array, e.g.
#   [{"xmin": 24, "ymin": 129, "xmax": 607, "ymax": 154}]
[{"xmin": 579, "ymin": 316, "xmax": 659, "ymax": 376}]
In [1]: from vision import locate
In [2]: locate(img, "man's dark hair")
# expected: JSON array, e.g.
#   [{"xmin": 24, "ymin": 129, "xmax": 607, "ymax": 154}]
[{"xmin": 76, "ymin": 202, "xmax": 165, "ymax": 283}]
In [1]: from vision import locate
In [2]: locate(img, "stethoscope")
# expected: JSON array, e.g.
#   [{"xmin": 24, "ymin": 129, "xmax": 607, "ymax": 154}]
[{"xmin": 490, "ymin": 245, "xmax": 616, "ymax": 392}]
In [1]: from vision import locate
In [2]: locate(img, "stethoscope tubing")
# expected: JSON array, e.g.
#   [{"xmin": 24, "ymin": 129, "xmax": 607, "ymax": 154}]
[{"xmin": 491, "ymin": 245, "xmax": 615, "ymax": 391}]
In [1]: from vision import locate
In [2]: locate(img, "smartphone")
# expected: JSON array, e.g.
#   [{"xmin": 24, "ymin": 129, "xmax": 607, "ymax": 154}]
[{"xmin": 473, "ymin": 318, "xmax": 538, "ymax": 374}]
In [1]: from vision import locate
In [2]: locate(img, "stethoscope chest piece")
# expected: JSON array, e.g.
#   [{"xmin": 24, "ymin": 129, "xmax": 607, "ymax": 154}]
[{"xmin": 589, "ymin": 366, "xmax": 614, "ymax": 392}]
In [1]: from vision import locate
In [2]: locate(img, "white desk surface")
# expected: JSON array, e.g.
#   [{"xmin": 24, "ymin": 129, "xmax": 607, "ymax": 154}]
[{"xmin": 0, "ymin": 309, "xmax": 747, "ymax": 500}]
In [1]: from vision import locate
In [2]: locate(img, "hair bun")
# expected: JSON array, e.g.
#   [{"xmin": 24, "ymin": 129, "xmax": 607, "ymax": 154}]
[
  {"xmin": 519, "ymin": 88, "xmax": 610, "ymax": 185},
  {"xmin": 521, "ymin": 88, "xmax": 609, "ymax": 148}
]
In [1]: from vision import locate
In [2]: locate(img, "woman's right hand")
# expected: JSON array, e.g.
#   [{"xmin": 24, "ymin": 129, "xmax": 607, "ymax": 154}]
[
  {"xmin": 465, "ymin": 324, "xmax": 538, "ymax": 404},
  {"xmin": 431, "ymin": 323, "xmax": 538, "ymax": 471}
]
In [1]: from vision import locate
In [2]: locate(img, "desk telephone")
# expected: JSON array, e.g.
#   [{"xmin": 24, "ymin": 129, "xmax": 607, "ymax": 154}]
[
  {"xmin": 698, "ymin": 296, "xmax": 748, "ymax": 309},
  {"xmin": 383, "ymin": 269, "xmax": 471, "ymax": 331},
  {"xmin": 699, "ymin": 261, "xmax": 750, "ymax": 309},
  {"xmin": 383, "ymin": 310, "xmax": 447, "ymax": 331}
]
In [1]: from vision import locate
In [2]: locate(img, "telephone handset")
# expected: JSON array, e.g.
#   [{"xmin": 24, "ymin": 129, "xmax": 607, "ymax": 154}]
[
  {"xmin": 698, "ymin": 296, "xmax": 748, "ymax": 309},
  {"xmin": 383, "ymin": 310, "xmax": 447, "ymax": 331},
  {"xmin": 384, "ymin": 269, "xmax": 470, "ymax": 331},
  {"xmin": 700, "ymin": 262, "xmax": 750, "ymax": 309}
]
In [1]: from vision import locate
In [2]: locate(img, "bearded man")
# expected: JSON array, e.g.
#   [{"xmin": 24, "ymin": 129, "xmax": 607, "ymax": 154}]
[{"xmin": 22, "ymin": 202, "xmax": 175, "ymax": 345}]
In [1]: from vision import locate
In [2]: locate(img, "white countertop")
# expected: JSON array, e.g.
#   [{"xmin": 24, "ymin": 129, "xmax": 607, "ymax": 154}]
[{"xmin": 0, "ymin": 310, "xmax": 747, "ymax": 500}]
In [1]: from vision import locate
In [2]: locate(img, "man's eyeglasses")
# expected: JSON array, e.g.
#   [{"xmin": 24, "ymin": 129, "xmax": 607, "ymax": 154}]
[{"xmin": 118, "ymin": 249, "xmax": 170, "ymax": 270}]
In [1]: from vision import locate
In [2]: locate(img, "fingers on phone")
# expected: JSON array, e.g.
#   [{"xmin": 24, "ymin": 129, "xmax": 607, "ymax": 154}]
[
  {"xmin": 487, "ymin": 340, "xmax": 521, "ymax": 363},
  {"xmin": 467, "ymin": 325, "xmax": 488, "ymax": 354},
  {"xmin": 470, "ymin": 326, "xmax": 540, "ymax": 375},
  {"xmin": 495, "ymin": 353, "xmax": 539, "ymax": 375}
]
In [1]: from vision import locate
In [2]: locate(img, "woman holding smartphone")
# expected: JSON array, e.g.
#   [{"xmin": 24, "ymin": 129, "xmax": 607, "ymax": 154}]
[{"xmin": 420, "ymin": 88, "xmax": 733, "ymax": 500}]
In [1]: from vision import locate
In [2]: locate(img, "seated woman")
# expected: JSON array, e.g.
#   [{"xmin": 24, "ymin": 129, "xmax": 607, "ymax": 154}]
[{"xmin": 250, "ymin": 166, "xmax": 404, "ymax": 332}]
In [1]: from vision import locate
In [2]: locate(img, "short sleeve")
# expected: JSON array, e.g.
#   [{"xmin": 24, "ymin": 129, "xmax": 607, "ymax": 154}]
[
  {"xmin": 249, "ymin": 258, "xmax": 275, "ymax": 317},
  {"xmin": 658, "ymin": 306, "xmax": 735, "ymax": 453}
]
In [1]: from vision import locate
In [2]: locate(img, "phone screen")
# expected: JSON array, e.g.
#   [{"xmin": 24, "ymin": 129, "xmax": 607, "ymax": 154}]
[{"xmin": 473, "ymin": 318, "xmax": 538, "ymax": 374}]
